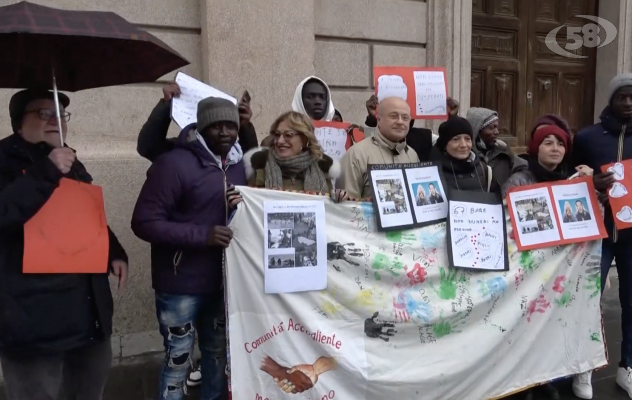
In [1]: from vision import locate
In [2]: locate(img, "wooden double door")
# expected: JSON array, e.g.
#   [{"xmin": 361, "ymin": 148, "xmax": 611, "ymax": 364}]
[{"xmin": 471, "ymin": 0, "xmax": 598, "ymax": 152}]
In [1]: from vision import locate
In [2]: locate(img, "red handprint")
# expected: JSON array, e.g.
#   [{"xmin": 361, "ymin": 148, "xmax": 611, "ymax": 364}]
[
  {"xmin": 553, "ymin": 276, "xmax": 566, "ymax": 293},
  {"xmin": 393, "ymin": 290, "xmax": 411, "ymax": 322},
  {"xmin": 526, "ymin": 295, "xmax": 550, "ymax": 322},
  {"xmin": 514, "ymin": 268, "xmax": 524, "ymax": 289},
  {"xmin": 405, "ymin": 263, "xmax": 427, "ymax": 285}
]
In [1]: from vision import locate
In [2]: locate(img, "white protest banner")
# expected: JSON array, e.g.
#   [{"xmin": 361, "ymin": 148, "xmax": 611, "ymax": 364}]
[
  {"xmin": 171, "ymin": 72, "xmax": 237, "ymax": 129},
  {"xmin": 226, "ymin": 187, "xmax": 606, "ymax": 400},
  {"xmin": 312, "ymin": 121, "xmax": 350, "ymax": 162}
]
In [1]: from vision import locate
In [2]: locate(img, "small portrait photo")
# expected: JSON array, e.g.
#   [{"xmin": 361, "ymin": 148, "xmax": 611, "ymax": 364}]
[
  {"xmin": 559, "ymin": 198, "xmax": 592, "ymax": 223},
  {"xmin": 412, "ymin": 181, "xmax": 444, "ymax": 207},
  {"xmin": 268, "ymin": 229, "xmax": 292, "ymax": 249},
  {"xmin": 267, "ymin": 254, "xmax": 295, "ymax": 269},
  {"xmin": 376, "ymin": 179, "xmax": 408, "ymax": 214},
  {"xmin": 295, "ymin": 251, "xmax": 317, "ymax": 267},
  {"xmin": 268, "ymin": 213, "xmax": 294, "ymax": 229}
]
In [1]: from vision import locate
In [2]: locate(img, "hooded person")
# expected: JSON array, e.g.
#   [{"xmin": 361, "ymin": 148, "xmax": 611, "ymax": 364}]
[
  {"xmin": 291, "ymin": 76, "xmax": 336, "ymax": 121},
  {"xmin": 131, "ymin": 97, "xmax": 246, "ymax": 400},
  {"xmin": 430, "ymin": 116, "xmax": 499, "ymax": 194},
  {"xmin": 466, "ymin": 107, "xmax": 527, "ymax": 187},
  {"xmin": 571, "ymin": 72, "xmax": 632, "ymax": 400}
]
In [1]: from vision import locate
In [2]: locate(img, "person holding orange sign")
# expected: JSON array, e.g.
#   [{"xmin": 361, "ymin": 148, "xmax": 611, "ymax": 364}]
[{"xmin": 0, "ymin": 89, "xmax": 128, "ymax": 400}]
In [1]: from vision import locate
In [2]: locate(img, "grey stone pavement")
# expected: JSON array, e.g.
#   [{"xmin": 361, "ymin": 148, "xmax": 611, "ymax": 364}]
[{"xmin": 0, "ymin": 269, "xmax": 629, "ymax": 400}]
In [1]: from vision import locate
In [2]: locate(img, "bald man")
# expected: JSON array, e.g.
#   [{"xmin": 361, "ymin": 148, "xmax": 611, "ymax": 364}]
[{"xmin": 336, "ymin": 97, "xmax": 420, "ymax": 199}]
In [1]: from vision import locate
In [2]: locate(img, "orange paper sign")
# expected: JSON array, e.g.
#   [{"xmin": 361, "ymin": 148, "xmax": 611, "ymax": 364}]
[
  {"xmin": 506, "ymin": 177, "xmax": 607, "ymax": 251},
  {"xmin": 601, "ymin": 160, "xmax": 632, "ymax": 230},
  {"xmin": 373, "ymin": 66, "xmax": 448, "ymax": 119},
  {"xmin": 23, "ymin": 177, "xmax": 109, "ymax": 274}
]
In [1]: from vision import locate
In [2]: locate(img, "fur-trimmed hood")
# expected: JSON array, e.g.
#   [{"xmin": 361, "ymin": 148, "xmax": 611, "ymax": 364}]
[{"xmin": 243, "ymin": 147, "xmax": 341, "ymax": 180}]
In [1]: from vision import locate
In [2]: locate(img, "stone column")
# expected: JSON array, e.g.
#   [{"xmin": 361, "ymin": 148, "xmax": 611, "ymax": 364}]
[
  {"xmin": 426, "ymin": 0, "xmax": 473, "ymax": 130},
  {"xmin": 200, "ymin": 0, "xmax": 315, "ymax": 136},
  {"xmin": 594, "ymin": 0, "xmax": 632, "ymax": 121}
]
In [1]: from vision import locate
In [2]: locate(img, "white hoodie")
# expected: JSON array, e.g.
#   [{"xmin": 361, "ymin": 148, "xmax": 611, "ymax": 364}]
[{"xmin": 291, "ymin": 76, "xmax": 336, "ymax": 121}]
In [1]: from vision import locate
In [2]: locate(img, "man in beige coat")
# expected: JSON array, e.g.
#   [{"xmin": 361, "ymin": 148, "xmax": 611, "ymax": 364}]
[{"xmin": 336, "ymin": 97, "xmax": 419, "ymax": 199}]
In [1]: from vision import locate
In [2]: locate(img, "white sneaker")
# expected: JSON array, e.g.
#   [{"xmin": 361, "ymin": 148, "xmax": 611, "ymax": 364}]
[
  {"xmin": 572, "ymin": 371, "xmax": 593, "ymax": 399},
  {"xmin": 187, "ymin": 365, "xmax": 202, "ymax": 387},
  {"xmin": 617, "ymin": 367, "xmax": 632, "ymax": 398}
]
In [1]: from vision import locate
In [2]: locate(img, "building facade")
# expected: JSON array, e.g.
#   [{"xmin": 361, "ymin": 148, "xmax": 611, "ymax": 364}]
[{"xmin": 0, "ymin": 0, "xmax": 630, "ymax": 358}]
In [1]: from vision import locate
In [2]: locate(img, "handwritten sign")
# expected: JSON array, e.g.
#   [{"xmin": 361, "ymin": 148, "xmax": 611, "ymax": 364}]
[
  {"xmin": 601, "ymin": 160, "xmax": 632, "ymax": 230},
  {"xmin": 374, "ymin": 66, "xmax": 448, "ymax": 119},
  {"xmin": 171, "ymin": 72, "xmax": 237, "ymax": 129},
  {"xmin": 312, "ymin": 120, "xmax": 350, "ymax": 162}
]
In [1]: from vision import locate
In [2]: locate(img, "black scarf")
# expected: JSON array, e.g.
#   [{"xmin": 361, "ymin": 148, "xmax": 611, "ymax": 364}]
[{"xmin": 528, "ymin": 157, "xmax": 567, "ymax": 183}]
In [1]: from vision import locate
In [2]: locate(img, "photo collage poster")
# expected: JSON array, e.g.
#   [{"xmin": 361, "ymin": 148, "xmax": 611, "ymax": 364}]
[
  {"xmin": 263, "ymin": 200, "xmax": 327, "ymax": 294},
  {"xmin": 368, "ymin": 162, "xmax": 449, "ymax": 231},
  {"xmin": 446, "ymin": 190, "xmax": 509, "ymax": 271},
  {"xmin": 506, "ymin": 177, "xmax": 607, "ymax": 251},
  {"xmin": 601, "ymin": 160, "xmax": 632, "ymax": 230}
]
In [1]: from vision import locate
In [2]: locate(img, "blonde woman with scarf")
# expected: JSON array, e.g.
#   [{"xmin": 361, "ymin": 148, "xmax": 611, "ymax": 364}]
[{"xmin": 243, "ymin": 111, "xmax": 340, "ymax": 193}]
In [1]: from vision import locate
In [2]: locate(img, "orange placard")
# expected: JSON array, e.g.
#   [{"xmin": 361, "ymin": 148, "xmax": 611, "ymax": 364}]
[
  {"xmin": 23, "ymin": 177, "xmax": 109, "ymax": 274},
  {"xmin": 373, "ymin": 66, "xmax": 449, "ymax": 119},
  {"xmin": 506, "ymin": 177, "xmax": 607, "ymax": 251},
  {"xmin": 601, "ymin": 160, "xmax": 632, "ymax": 230}
]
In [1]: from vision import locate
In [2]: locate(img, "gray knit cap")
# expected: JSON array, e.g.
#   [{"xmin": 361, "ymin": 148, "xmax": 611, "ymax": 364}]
[
  {"xmin": 197, "ymin": 97, "xmax": 240, "ymax": 132},
  {"xmin": 608, "ymin": 73, "xmax": 632, "ymax": 102},
  {"xmin": 466, "ymin": 107, "xmax": 498, "ymax": 141}
]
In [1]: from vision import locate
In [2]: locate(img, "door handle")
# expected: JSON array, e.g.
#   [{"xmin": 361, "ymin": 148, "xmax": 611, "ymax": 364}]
[{"xmin": 526, "ymin": 91, "xmax": 532, "ymax": 105}]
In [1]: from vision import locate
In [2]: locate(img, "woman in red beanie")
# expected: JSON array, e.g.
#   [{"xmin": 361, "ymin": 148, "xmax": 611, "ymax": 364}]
[{"xmin": 502, "ymin": 125, "xmax": 592, "ymax": 197}]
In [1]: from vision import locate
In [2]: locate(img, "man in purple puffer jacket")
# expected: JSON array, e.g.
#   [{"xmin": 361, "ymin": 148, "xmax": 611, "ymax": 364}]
[{"xmin": 132, "ymin": 97, "xmax": 245, "ymax": 400}]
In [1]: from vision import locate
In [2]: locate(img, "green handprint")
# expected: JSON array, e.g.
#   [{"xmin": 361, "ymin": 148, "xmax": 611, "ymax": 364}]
[
  {"xmin": 371, "ymin": 253, "xmax": 404, "ymax": 279},
  {"xmin": 583, "ymin": 255, "xmax": 601, "ymax": 299},
  {"xmin": 430, "ymin": 267, "xmax": 462, "ymax": 300},
  {"xmin": 386, "ymin": 231, "xmax": 416, "ymax": 243},
  {"xmin": 432, "ymin": 311, "xmax": 467, "ymax": 338},
  {"xmin": 520, "ymin": 251, "xmax": 536, "ymax": 272},
  {"xmin": 590, "ymin": 330, "xmax": 601, "ymax": 342},
  {"xmin": 555, "ymin": 289, "xmax": 572, "ymax": 307}
]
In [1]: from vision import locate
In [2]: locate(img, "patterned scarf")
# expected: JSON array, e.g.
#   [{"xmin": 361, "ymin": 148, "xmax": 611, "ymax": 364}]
[{"xmin": 264, "ymin": 150, "xmax": 329, "ymax": 193}]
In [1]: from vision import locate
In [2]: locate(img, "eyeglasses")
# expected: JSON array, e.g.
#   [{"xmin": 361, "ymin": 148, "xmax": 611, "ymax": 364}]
[
  {"xmin": 271, "ymin": 130, "xmax": 300, "ymax": 141},
  {"xmin": 24, "ymin": 108, "xmax": 71, "ymax": 122}
]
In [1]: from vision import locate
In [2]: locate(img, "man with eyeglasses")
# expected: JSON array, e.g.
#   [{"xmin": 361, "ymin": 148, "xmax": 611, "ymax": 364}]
[{"xmin": 0, "ymin": 89, "xmax": 129, "ymax": 400}]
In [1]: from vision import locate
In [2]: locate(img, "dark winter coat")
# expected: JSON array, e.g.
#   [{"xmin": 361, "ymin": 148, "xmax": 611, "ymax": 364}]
[
  {"xmin": 573, "ymin": 106, "xmax": 632, "ymax": 242},
  {"xmin": 0, "ymin": 134, "xmax": 128, "ymax": 356},
  {"xmin": 430, "ymin": 147, "xmax": 500, "ymax": 194},
  {"xmin": 131, "ymin": 124, "xmax": 246, "ymax": 295},
  {"xmin": 136, "ymin": 99, "xmax": 259, "ymax": 162}
]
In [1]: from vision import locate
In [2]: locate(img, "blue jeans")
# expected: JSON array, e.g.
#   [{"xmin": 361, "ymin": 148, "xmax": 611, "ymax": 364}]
[
  {"xmin": 155, "ymin": 292, "xmax": 227, "ymax": 400},
  {"xmin": 601, "ymin": 238, "xmax": 632, "ymax": 368}
]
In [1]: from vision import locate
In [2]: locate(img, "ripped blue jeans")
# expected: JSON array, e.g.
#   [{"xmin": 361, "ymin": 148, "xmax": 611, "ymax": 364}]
[{"xmin": 155, "ymin": 292, "xmax": 227, "ymax": 400}]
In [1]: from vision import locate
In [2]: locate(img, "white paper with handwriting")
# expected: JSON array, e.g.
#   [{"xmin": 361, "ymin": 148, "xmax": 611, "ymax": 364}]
[{"xmin": 171, "ymin": 72, "xmax": 237, "ymax": 129}]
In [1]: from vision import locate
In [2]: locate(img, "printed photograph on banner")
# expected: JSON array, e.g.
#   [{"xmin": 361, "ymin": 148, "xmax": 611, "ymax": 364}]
[
  {"xmin": 263, "ymin": 201, "xmax": 327, "ymax": 293},
  {"xmin": 369, "ymin": 167, "xmax": 414, "ymax": 231},
  {"xmin": 508, "ymin": 187, "xmax": 561, "ymax": 248},
  {"xmin": 448, "ymin": 200, "xmax": 506, "ymax": 270},
  {"xmin": 413, "ymin": 70, "xmax": 447, "ymax": 116},
  {"xmin": 404, "ymin": 165, "xmax": 448, "ymax": 225},
  {"xmin": 551, "ymin": 182, "xmax": 601, "ymax": 240},
  {"xmin": 229, "ymin": 314, "xmax": 368, "ymax": 400}
]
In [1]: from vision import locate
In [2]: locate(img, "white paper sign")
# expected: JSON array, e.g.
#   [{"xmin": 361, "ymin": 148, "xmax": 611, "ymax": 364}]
[
  {"xmin": 405, "ymin": 166, "xmax": 448, "ymax": 224},
  {"xmin": 314, "ymin": 126, "xmax": 347, "ymax": 161},
  {"xmin": 413, "ymin": 71, "xmax": 447, "ymax": 116},
  {"xmin": 370, "ymin": 168, "xmax": 415, "ymax": 229},
  {"xmin": 508, "ymin": 187, "xmax": 561, "ymax": 247},
  {"xmin": 376, "ymin": 75, "xmax": 408, "ymax": 102},
  {"xmin": 551, "ymin": 182, "xmax": 600, "ymax": 240},
  {"xmin": 171, "ymin": 72, "xmax": 237, "ymax": 129},
  {"xmin": 264, "ymin": 200, "xmax": 328, "ymax": 293},
  {"xmin": 449, "ymin": 201, "xmax": 505, "ymax": 270}
]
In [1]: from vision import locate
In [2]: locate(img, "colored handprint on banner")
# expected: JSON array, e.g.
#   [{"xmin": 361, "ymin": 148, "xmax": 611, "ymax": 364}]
[
  {"xmin": 393, "ymin": 289, "xmax": 433, "ymax": 323},
  {"xmin": 583, "ymin": 255, "xmax": 601, "ymax": 298},
  {"xmin": 526, "ymin": 295, "xmax": 551, "ymax": 322},
  {"xmin": 553, "ymin": 276, "xmax": 573, "ymax": 307},
  {"xmin": 386, "ymin": 231, "xmax": 417, "ymax": 244},
  {"xmin": 364, "ymin": 311, "xmax": 397, "ymax": 341},
  {"xmin": 429, "ymin": 267, "xmax": 464, "ymax": 300},
  {"xmin": 432, "ymin": 311, "xmax": 467, "ymax": 339},
  {"xmin": 478, "ymin": 277, "xmax": 507, "ymax": 299},
  {"xmin": 372, "ymin": 253, "xmax": 405, "ymax": 280},
  {"xmin": 405, "ymin": 263, "xmax": 427, "ymax": 285}
]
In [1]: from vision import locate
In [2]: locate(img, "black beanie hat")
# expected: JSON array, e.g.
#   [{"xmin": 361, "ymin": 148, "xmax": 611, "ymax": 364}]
[{"xmin": 436, "ymin": 116, "xmax": 473, "ymax": 150}]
